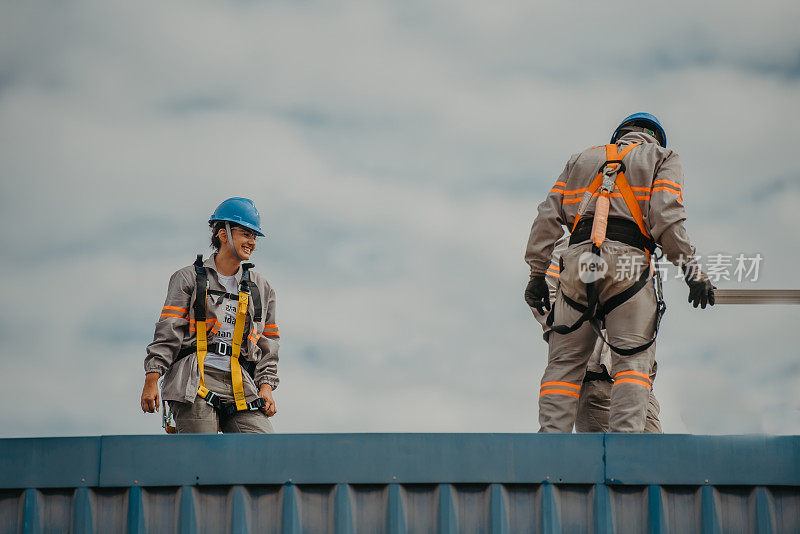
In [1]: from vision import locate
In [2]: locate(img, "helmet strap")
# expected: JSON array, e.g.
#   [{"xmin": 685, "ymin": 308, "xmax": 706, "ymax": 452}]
[{"xmin": 225, "ymin": 221, "xmax": 243, "ymax": 262}]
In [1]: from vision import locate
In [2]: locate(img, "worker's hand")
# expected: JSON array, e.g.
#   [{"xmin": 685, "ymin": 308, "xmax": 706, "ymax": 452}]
[
  {"xmin": 140, "ymin": 372, "xmax": 160, "ymax": 413},
  {"xmin": 686, "ymin": 272, "xmax": 716, "ymax": 309},
  {"xmin": 525, "ymin": 276, "xmax": 551, "ymax": 315},
  {"xmin": 259, "ymin": 384, "xmax": 277, "ymax": 417}
]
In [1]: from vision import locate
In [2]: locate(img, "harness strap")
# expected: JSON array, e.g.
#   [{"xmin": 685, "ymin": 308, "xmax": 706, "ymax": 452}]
[
  {"xmin": 546, "ymin": 244, "xmax": 601, "ymax": 335},
  {"xmin": 570, "ymin": 143, "xmax": 640, "ymax": 233},
  {"xmin": 241, "ymin": 263, "xmax": 263, "ymax": 323},
  {"xmin": 229, "ymin": 266, "xmax": 251, "ymax": 412},
  {"xmin": 590, "ymin": 298, "xmax": 666, "ymax": 357},
  {"xmin": 602, "ymin": 266, "xmax": 650, "ymax": 316},
  {"xmin": 193, "ymin": 255, "xmax": 256, "ymax": 413},
  {"xmin": 570, "ymin": 217, "xmax": 656, "ymax": 255},
  {"xmin": 248, "ymin": 281, "xmax": 262, "ymax": 323},
  {"xmin": 200, "ymin": 391, "xmax": 266, "ymax": 416},
  {"xmin": 583, "ymin": 368, "xmax": 613, "ymax": 383},
  {"xmin": 175, "ymin": 344, "xmax": 256, "ymax": 377},
  {"xmin": 207, "ymin": 289, "xmax": 239, "ymax": 300},
  {"xmin": 193, "ymin": 255, "xmax": 211, "ymax": 400}
]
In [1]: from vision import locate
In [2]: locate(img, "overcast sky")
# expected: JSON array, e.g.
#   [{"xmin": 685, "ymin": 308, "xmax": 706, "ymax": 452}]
[{"xmin": 1, "ymin": 0, "xmax": 799, "ymax": 437}]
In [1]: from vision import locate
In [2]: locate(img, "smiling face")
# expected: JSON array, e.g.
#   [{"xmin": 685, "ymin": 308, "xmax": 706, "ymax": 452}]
[{"xmin": 216, "ymin": 224, "xmax": 257, "ymax": 261}]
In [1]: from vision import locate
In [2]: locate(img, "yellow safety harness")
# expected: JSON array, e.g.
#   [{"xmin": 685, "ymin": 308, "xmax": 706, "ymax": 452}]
[{"xmin": 192, "ymin": 255, "xmax": 265, "ymax": 415}]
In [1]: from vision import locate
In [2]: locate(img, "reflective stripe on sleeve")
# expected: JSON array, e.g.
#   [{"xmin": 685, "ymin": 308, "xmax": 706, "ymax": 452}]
[
  {"xmin": 262, "ymin": 323, "xmax": 280, "ymax": 337},
  {"xmin": 652, "ymin": 179, "xmax": 682, "ymax": 191},
  {"xmin": 162, "ymin": 306, "xmax": 188, "ymax": 314}
]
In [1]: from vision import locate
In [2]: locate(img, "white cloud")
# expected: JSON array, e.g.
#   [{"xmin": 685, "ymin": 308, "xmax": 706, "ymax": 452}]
[{"xmin": 1, "ymin": 0, "xmax": 799, "ymax": 437}]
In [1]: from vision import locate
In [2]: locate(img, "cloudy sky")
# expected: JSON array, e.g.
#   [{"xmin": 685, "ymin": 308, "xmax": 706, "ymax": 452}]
[{"xmin": 1, "ymin": 0, "xmax": 798, "ymax": 437}]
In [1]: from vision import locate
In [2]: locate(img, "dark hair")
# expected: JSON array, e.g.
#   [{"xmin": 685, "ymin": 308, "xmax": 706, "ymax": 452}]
[{"xmin": 210, "ymin": 221, "xmax": 241, "ymax": 251}]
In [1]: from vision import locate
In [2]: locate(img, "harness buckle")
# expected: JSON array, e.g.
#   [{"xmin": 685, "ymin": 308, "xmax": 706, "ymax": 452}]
[
  {"xmin": 600, "ymin": 159, "xmax": 626, "ymax": 174},
  {"xmin": 601, "ymin": 160, "xmax": 623, "ymax": 192},
  {"xmin": 204, "ymin": 391, "xmax": 221, "ymax": 408}
]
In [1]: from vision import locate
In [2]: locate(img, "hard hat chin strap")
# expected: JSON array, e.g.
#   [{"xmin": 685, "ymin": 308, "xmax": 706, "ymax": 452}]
[{"xmin": 225, "ymin": 222, "xmax": 243, "ymax": 262}]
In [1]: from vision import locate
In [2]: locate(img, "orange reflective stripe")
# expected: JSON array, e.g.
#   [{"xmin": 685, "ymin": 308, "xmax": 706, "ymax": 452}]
[
  {"xmin": 160, "ymin": 313, "xmax": 187, "ymax": 319},
  {"xmin": 653, "ymin": 179, "xmax": 682, "ymax": 190},
  {"xmin": 550, "ymin": 187, "xmax": 564, "ymax": 194},
  {"xmin": 652, "ymin": 186, "xmax": 682, "ymax": 196},
  {"xmin": 263, "ymin": 332, "xmax": 280, "ymax": 337},
  {"xmin": 570, "ymin": 174, "xmax": 603, "ymax": 231},
  {"xmin": 613, "ymin": 378, "xmax": 652, "ymax": 390},
  {"xmin": 594, "ymin": 192, "xmax": 649, "ymax": 200},
  {"xmin": 630, "ymin": 186, "xmax": 651, "ymax": 192},
  {"xmin": 554, "ymin": 181, "xmax": 566, "ymax": 187},
  {"xmin": 615, "ymin": 172, "xmax": 650, "ymax": 239},
  {"xmin": 615, "ymin": 370, "xmax": 651, "ymax": 382},
  {"xmin": 562, "ymin": 186, "xmax": 590, "ymax": 196},
  {"xmin": 541, "ymin": 381, "xmax": 581, "ymax": 390},
  {"xmin": 162, "ymin": 306, "xmax": 188, "ymax": 314},
  {"xmin": 248, "ymin": 334, "xmax": 259, "ymax": 343},
  {"xmin": 567, "ymin": 192, "xmax": 650, "ymax": 203},
  {"xmin": 539, "ymin": 389, "xmax": 580, "ymax": 398}
]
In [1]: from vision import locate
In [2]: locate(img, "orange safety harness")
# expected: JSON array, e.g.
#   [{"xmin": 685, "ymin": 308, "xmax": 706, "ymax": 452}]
[{"xmin": 547, "ymin": 143, "xmax": 666, "ymax": 356}]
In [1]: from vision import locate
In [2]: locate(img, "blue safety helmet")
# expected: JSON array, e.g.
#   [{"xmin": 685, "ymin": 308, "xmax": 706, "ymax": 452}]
[
  {"xmin": 208, "ymin": 197, "xmax": 265, "ymax": 236},
  {"xmin": 611, "ymin": 112, "xmax": 667, "ymax": 148}
]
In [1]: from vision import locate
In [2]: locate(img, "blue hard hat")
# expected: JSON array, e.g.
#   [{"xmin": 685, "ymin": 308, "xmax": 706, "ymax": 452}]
[
  {"xmin": 611, "ymin": 112, "xmax": 667, "ymax": 148},
  {"xmin": 208, "ymin": 197, "xmax": 265, "ymax": 236}
]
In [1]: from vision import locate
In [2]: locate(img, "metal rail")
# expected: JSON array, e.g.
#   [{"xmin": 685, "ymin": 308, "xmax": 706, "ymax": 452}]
[{"xmin": 714, "ymin": 289, "xmax": 800, "ymax": 304}]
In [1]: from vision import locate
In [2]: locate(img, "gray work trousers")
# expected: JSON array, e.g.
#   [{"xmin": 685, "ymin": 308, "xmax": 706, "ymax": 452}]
[
  {"xmin": 539, "ymin": 242, "xmax": 658, "ymax": 433},
  {"xmin": 575, "ymin": 364, "xmax": 662, "ymax": 433},
  {"xmin": 170, "ymin": 366, "xmax": 274, "ymax": 434}
]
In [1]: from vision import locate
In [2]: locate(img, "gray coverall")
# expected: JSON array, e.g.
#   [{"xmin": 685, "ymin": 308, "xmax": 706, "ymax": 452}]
[
  {"xmin": 526, "ymin": 131, "xmax": 700, "ymax": 433},
  {"xmin": 532, "ymin": 236, "xmax": 662, "ymax": 433},
  {"xmin": 145, "ymin": 255, "xmax": 280, "ymax": 433}
]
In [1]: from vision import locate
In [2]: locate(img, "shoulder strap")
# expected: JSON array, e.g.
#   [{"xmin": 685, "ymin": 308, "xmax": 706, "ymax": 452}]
[
  {"xmin": 605, "ymin": 143, "xmax": 651, "ymax": 245},
  {"xmin": 240, "ymin": 263, "xmax": 262, "ymax": 323},
  {"xmin": 193, "ymin": 254, "xmax": 207, "ymax": 322}
]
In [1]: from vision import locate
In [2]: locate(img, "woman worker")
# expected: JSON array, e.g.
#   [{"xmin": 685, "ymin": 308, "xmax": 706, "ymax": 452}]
[{"xmin": 140, "ymin": 197, "xmax": 279, "ymax": 433}]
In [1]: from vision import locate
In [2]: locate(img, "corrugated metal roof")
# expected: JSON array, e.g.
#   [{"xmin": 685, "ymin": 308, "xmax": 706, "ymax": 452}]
[{"xmin": 1, "ymin": 434, "xmax": 798, "ymax": 533}]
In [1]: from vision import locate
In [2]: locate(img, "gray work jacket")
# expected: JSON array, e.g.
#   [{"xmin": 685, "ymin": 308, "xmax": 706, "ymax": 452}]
[
  {"xmin": 144, "ymin": 255, "xmax": 280, "ymax": 403},
  {"xmin": 525, "ymin": 132, "xmax": 698, "ymax": 277}
]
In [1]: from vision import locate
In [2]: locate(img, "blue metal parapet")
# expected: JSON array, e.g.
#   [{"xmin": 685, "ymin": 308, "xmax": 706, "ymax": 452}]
[{"xmin": 0, "ymin": 434, "xmax": 798, "ymax": 533}]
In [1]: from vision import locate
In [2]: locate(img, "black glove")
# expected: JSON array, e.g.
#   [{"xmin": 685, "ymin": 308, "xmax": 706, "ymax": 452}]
[
  {"xmin": 686, "ymin": 276, "xmax": 716, "ymax": 309},
  {"xmin": 525, "ymin": 276, "xmax": 551, "ymax": 315}
]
